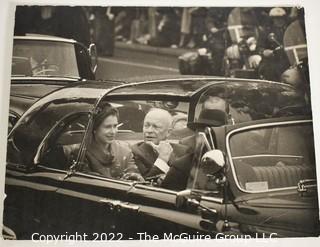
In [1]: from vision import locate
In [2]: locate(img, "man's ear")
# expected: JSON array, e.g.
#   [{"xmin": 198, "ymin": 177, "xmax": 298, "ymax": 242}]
[{"xmin": 166, "ymin": 127, "xmax": 173, "ymax": 138}]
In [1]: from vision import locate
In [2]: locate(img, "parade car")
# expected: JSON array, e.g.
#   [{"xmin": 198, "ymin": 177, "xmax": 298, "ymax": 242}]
[
  {"xmin": 4, "ymin": 77, "xmax": 319, "ymax": 239},
  {"xmin": 9, "ymin": 35, "xmax": 98, "ymax": 130}
]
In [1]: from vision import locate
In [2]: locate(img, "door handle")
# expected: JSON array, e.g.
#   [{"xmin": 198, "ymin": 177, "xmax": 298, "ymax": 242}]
[
  {"xmin": 100, "ymin": 198, "xmax": 140, "ymax": 213},
  {"xmin": 117, "ymin": 203, "xmax": 140, "ymax": 212}
]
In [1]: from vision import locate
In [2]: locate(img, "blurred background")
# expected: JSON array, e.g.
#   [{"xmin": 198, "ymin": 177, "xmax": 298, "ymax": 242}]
[{"xmin": 13, "ymin": 6, "xmax": 309, "ymax": 91}]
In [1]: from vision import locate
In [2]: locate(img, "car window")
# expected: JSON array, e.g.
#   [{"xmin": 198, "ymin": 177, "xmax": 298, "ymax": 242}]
[
  {"xmin": 12, "ymin": 40, "xmax": 79, "ymax": 78},
  {"xmin": 7, "ymin": 97, "xmax": 95, "ymax": 167},
  {"xmin": 229, "ymin": 122, "xmax": 316, "ymax": 192},
  {"xmin": 78, "ymin": 99, "xmax": 193, "ymax": 183},
  {"xmin": 35, "ymin": 113, "xmax": 90, "ymax": 170},
  {"xmin": 193, "ymin": 82, "xmax": 309, "ymax": 127}
]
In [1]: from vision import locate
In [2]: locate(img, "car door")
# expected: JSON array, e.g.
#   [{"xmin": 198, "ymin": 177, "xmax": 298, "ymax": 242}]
[
  {"xmin": 5, "ymin": 126, "xmax": 65, "ymax": 239},
  {"xmin": 116, "ymin": 183, "xmax": 224, "ymax": 239},
  {"xmin": 34, "ymin": 111, "xmax": 140, "ymax": 239},
  {"xmin": 106, "ymin": 130, "xmax": 225, "ymax": 239},
  {"xmin": 225, "ymin": 118, "xmax": 319, "ymax": 237},
  {"xmin": 5, "ymin": 86, "xmax": 105, "ymax": 239}
]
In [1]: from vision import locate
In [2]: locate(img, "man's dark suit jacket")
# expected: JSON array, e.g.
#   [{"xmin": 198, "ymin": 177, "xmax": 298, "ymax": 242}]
[{"xmin": 131, "ymin": 142, "xmax": 194, "ymax": 191}]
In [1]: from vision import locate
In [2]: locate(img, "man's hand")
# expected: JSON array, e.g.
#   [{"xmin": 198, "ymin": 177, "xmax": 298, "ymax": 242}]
[
  {"xmin": 149, "ymin": 141, "xmax": 173, "ymax": 163},
  {"xmin": 263, "ymin": 49, "xmax": 274, "ymax": 58},
  {"xmin": 121, "ymin": 172, "xmax": 145, "ymax": 182}
]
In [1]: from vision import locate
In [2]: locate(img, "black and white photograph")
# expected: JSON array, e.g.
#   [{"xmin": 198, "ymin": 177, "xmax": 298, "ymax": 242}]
[{"xmin": 0, "ymin": 0, "xmax": 320, "ymax": 245}]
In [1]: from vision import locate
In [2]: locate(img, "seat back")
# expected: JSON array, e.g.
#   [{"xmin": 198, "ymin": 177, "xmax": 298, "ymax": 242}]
[{"xmin": 252, "ymin": 165, "xmax": 316, "ymax": 189}]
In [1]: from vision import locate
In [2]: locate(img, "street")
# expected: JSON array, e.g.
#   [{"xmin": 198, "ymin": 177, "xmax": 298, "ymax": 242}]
[{"xmin": 95, "ymin": 46, "xmax": 180, "ymax": 80}]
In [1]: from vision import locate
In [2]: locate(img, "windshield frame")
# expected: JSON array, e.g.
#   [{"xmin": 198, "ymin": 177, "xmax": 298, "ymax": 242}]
[{"xmin": 226, "ymin": 119, "xmax": 314, "ymax": 194}]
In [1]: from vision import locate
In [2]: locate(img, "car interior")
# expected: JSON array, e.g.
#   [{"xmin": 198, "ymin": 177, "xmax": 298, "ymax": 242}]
[
  {"xmin": 36, "ymin": 100, "xmax": 194, "ymax": 177},
  {"xmin": 230, "ymin": 124, "xmax": 316, "ymax": 191}
]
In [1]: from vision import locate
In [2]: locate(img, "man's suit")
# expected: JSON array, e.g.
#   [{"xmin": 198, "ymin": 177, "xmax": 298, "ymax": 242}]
[{"xmin": 131, "ymin": 142, "xmax": 193, "ymax": 190}]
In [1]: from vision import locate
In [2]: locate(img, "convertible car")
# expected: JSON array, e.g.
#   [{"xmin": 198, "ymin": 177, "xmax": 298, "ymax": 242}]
[
  {"xmin": 9, "ymin": 35, "xmax": 98, "ymax": 130},
  {"xmin": 4, "ymin": 77, "xmax": 319, "ymax": 239}
]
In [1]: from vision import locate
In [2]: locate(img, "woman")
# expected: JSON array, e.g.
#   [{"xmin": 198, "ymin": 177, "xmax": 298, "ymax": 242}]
[{"xmin": 84, "ymin": 105, "xmax": 139, "ymax": 178}]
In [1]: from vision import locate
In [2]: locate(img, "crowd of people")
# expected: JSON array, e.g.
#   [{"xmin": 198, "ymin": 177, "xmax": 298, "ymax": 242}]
[
  {"xmin": 14, "ymin": 6, "xmax": 309, "ymax": 89},
  {"xmin": 87, "ymin": 6, "xmax": 308, "ymax": 86}
]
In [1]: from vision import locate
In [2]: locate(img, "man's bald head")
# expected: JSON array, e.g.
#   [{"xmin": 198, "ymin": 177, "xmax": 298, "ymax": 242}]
[
  {"xmin": 143, "ymin": 108, "xmax": 173, "ymax": 144},
  {"xmin": 146, "ymin": 108, "xmax": 173, "ymax": 128}
]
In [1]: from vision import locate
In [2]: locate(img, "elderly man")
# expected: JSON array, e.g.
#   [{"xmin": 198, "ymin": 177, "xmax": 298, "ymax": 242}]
[{"xmin": 131, "ymin": 108, "xmax": 191, "ymax": 189}]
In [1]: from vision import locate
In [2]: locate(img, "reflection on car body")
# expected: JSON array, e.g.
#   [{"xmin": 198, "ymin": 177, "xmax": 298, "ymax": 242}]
[{"xmin": 4, "ymin": 77, "xmax": 319, "ymax": 239}]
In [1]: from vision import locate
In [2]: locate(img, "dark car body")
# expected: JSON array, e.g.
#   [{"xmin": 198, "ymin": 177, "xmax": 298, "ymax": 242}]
[
  {"xmin": 4, "ymin": 77, "xmax": 319, "ymax": 239},
  {"xmin": 8, "ymin": 35, "xmax": 98, "ymax": 130},
  {"xmin": 12, "ymin": 35, "xmax": 95, "ymax": 80}
]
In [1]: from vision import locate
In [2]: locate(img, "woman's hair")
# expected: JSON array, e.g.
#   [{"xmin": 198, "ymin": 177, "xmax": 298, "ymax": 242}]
[{"xmin": 92, "ymin": 103, "xmax": 119, "ymax": 131}]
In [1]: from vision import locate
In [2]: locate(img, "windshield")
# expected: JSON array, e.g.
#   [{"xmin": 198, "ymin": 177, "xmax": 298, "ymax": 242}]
[
  {"xmin": 193, "ymin": 82, "xmax": 310, "ymax": 127},
  {"xmin": 228, "ymin": 121, "xmax": 316, "ymax": 192},
  {"xmin": 12, "ymin": 39, "xmax": 80, "ymax": 78}
]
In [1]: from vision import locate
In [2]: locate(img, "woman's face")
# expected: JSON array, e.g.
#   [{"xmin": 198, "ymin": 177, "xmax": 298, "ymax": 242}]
[{"xmin": 94, "ymin": 114, "xmax": 118, "ymax": 145}]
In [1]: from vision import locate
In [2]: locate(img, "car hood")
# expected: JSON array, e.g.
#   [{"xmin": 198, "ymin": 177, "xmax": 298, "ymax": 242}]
[{"xmin": 230, "ymin": 190, "xmax": 319, "ymax": 236}]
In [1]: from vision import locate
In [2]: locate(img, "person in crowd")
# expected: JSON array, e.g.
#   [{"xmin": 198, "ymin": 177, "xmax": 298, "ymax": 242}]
[
  {"xmin": 180, "ymin": 91, "xmax": 249, "ymax": 151},
  {"xmin": 200, "ymin": 92, "xmax": 252, "ymax": 125},
  {"xmin": 64, "ymin": 104, "xmax": 140, "ymax": 179},
  {"xmin": 258, "ymin": 7, "xmax": 290, "ymax": 81},
  {"xmin": 22, "ymin": 6, "xmax": 91, "ymax": 47},
  {"xmin": 128, "ymin": 8, "xmax": 149, "ymax": 44},
  {"xmin": 149, "ymin": 8, "xmax": 180, "ymax": 47},
  {"xmin": 200, "ymin": 17, "xmax": 227, "ymax": 76},
  {"xmin": 245, "ymin": 37, "xmax": 262, "ymax": 69},
  {"xmin": 179, "ymin": 8, "xmax": 193, "ymax": 47},
  {"xmin": 280, "ymin": 66, "xmax": 310, "ymax": 105},
  {"xmin": 189, "ymin": 7, "xmax": 208, "ymax": 48},
  {"xmin": 281, "ymin": 67, "xmax": 305, "ymax": 89}
]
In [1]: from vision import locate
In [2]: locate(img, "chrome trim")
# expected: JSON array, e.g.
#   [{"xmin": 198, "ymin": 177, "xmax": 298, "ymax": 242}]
[
  {"xmin": 233, "ymin": 154, "xmax": 304, "ymax": 159},
  {"xmin": 297, "ymin": 179, "xmax": 317, "ymax": 192},
  {"xmin": 226, "ymin": 119, "xmax": 313, "ymax": 194},
  {"xmin": 102, "ymin": 77, "xmax": 296, "ymax": 103},
  {"xmin": 37, "ymin": 165, "xmax": 68, "ymax": 175},
  {"xmin": 75, "ymin": 171, "xmax": 134, "ymax": 186},
  {"xmin": 20, "ymin": 165, "xmax": 220, "ymax": 200},
  {"xmin": 134, "ymin": 183, "xmax": 177, "ymax": 195},
  {"xmin": 201, "ymin": 196, "xmax": 224, "ymax": 204},
  {"xmin": 130, "ymin": 77, "xmax": 290, "ymax": 85},
  {"xmin": 74, "ymin": 171, "xmax": 177, "ymax": 195},
  {"xmin": 14, "ymin": 35, "xmax": 76, "ymax": 43},
  {"xmin": 35, "ymin": 166, "xmax": 134, "ymax": 187},
  {"xmin": 11, "ymin": 76, "xmax": 80, "ymax": 81}
]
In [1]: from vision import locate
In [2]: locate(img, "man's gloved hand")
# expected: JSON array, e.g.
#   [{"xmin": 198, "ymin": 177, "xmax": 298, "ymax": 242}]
[
  {"xmin": 263, "ymin": 49, "xmax": 274, "ymax": 58},
  {"xmin": 121, "ymin": 172, "xmax": 145, "ymax": 182},
  {"xmin": 149, "ymin": 141, "xmax": 173, "ymax": 163},
  {"xmin": 145, "ymin": 173, "xmax": 166, "ymax": 186}
]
